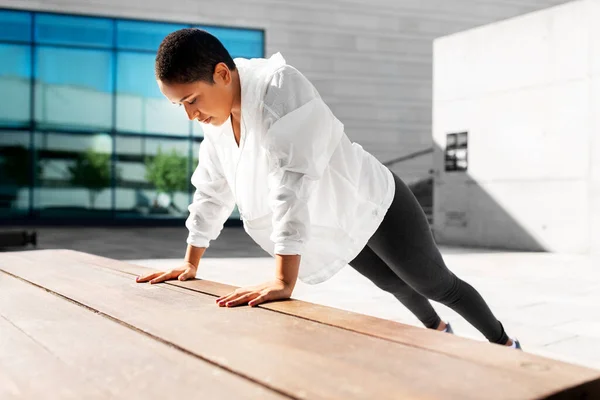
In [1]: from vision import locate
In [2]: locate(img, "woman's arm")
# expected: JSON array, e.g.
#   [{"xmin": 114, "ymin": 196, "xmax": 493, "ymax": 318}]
[
  {"xmin": 185, "ymin": 243, "xmax": 206, "ymax": 268},
  {"xmin": 186, "ymin": 136, "xmax": 236, "ymax": 248},
  {"xmin": 216, "ymin": 66, "xmax": 342, "ymax": 307},
  {"xmin": 137, "ymin": 136, "xmax": 234, "ymax": 284}
]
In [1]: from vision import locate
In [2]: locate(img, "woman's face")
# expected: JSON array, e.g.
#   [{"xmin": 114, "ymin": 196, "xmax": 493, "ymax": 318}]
[{"xmin": 158, "ymin": 63, "xmax": 235, "ymax": 127}]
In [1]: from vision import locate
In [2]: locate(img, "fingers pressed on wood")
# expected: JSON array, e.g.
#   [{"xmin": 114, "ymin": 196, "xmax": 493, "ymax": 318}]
[
  {"xmin": 249, "ymin": 294, "xmax": 268, "ymax": 307},
  {"xmin": 150, "ymin": 271, "xmax": 174, "ymax": 284},
  {"xmin": 135, "ymin": 272, "xmax": 161, "ymax": 283},
  {"xmin": 225, "ymin": 292, "xmax": 259, "ymax": 307},
  {"xmin": 216, "ymin": 292, "xmax": 236, "ymax": 306}
]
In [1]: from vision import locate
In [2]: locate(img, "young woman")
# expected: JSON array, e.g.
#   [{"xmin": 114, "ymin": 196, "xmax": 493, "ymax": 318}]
[{"xmin": 136, "ymin": 28, "xmax": 521, "ymax": 350}]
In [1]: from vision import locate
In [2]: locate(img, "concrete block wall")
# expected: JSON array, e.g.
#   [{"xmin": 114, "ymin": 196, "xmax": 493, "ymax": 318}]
[
  {"xmin": 433, "ymin": 0, "xmax": 599, "ymax": 254},
  {"xmin": 0, "ymin": 0, "xmax": 572, "ymax": 184}
]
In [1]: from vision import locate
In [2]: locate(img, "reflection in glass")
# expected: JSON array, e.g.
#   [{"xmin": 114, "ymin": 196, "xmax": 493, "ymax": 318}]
[
  {"xmin": 116, "ymin": 20, "xmax": 187, "ymax": 52},
  {"xmin": 35, "ymin": 47, "xmax": 113, "ymax": 130},
  {"xmin": 34, "ymin": 132, "xmax": 114, "ymax": 218},
  {"xmin": 115, "ymin": 136, "xmax": 191, "ymax": 218},
  {"xmin": 116, "ymin": 52, "xmax": 189, "ymax": 135},
  {"xmin": 35, "ymin": 13, "xmax": 113, "ymax": 48},
  {"xmin": 0, "ymin": 10, "xmax": 32, "ymax": 42},
  {"xmin": 0, "ymin": 131, "xmax": 32, "ymax": 217},
  {"xmin": 0, "ymin": 10, "xmax": 264, "ymax": 222},
  {"xmin": 0, "ymin": 44, "xmax": 31, "ymax": 128}
]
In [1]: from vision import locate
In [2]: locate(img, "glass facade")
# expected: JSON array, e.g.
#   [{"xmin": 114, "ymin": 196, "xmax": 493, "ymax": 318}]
[{"xmin": 0, "ymin": 9, "xmax": 264, "ymax": 222}]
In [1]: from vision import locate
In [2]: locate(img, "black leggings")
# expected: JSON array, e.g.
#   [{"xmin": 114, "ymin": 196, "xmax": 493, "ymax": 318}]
[{"xmin": 349, "ymin": 170, "xmax": 509, "ymax": 345}]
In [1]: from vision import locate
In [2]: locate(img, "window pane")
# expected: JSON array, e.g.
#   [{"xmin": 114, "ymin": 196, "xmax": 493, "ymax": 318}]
[
  {"xmin": 115, "ymin": 136, "xmax": 191, "ymax": 218},
  {"xmin": 446, "ymin": 133, "xmax": 457, "ymax": 149},
  {"xmin": 116, "ymin": 52, "xmax": 189, "ymax": 135},
  {"xmin": 34, "ymin": 132, "xmax": 113, "ymax": 218},
  {"xmin": 35, "ymin": 47, "xmax": 113, "ymax": 130},
  {"xmin": 455, "ymin": 149, "xmax": 468, "ymax": 171},
  {"xmin": 457, "ymin": 132, "xmax": 468, "ymax": 148},
  {"xmin": 116, "ymin": 20, "xmax": 187, "ymax": 52},
  {"xmin": 197, "ymin": 26, "xmax": 264, "ymax": 58},
  {"xmin": 0, "ymin": 44, "xmax": 31, "ymax": 128},
  {"xmin": 35, "ymin": 14, "xmax": 113, "ymax": 48},
  {"xmin": 0, "ymin": 10, "xmax": 31, "ymax": 42},
  {"xmin": 0, "ymin": 131, "xmax": 32, "ymax": 217}
]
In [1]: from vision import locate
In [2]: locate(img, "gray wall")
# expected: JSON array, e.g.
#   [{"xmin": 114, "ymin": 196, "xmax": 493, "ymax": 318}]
[
  {"xmin": 433, "ymin": 0, "xmax": 600, "ymax": 255},
  {"xmin": 1, "ymin": 0, "xmax": 572, "ymax": 183}
]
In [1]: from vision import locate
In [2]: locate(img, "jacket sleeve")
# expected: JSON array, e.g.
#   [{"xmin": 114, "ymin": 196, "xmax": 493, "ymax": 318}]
[
  {"xmin": 261, "ymin": 66, "xmax": 343, "ymax": 255},
  {"xmin": 186, "ymin": 136, "xmax": 236, "ymax": 248}
]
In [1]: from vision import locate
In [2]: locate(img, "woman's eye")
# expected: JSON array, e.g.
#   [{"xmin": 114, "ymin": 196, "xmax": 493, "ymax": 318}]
[{"xmin": 189, "ymin": 98, "xmax": 197, "ymax": 105}]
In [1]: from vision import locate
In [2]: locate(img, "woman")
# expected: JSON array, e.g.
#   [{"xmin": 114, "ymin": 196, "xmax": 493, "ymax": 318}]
[{"xmin": 136, "ymin": 28, "xmax": 521, "ymax": 349}]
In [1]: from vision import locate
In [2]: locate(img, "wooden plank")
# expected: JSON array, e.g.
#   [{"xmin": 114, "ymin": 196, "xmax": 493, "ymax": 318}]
[
  {"xmin": 1, "ymin": 251, "xmax": 599, "ymax": 399},
  {"xmin": 69, "ymin": 249, "xmax": 600, "ymax": 387},
  {"xmin": 0, "ymin": 315, "xmax": 110, "ymax": 399},
  {"xmin": 0, "ymin": 271, "xmax": 287, "ymax": 400}
]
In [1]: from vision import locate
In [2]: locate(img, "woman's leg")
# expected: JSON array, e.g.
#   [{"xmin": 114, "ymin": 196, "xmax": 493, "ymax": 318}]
[
  {"xmin": 367, "ymin": 170, "xmax": 510, "ymax": 345},
  {"xmin": 348, "ymin": 244, "xmax": 442, "ymax": 330}
]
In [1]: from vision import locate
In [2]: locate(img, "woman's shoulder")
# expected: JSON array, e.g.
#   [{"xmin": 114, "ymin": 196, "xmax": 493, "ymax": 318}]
[{"xmin": 263, "ymin": 65, "xmax": 320, "ymax": 121}]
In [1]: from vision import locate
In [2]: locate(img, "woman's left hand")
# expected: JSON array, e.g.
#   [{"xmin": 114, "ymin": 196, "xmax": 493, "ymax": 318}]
[{"xmin": 216, "ymin": 279, "xmax": 293, "ymax": 307}]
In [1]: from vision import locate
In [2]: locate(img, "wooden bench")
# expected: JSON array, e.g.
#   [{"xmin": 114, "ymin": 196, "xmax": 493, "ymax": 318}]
[{"xmin": 1, "ymin": 249, "xmax": 598, "ymax": 399}]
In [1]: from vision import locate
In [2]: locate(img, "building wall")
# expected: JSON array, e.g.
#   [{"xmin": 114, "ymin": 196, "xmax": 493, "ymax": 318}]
[
  {"xmin": 433, "ymin": 0, "xmax": 600, "ymax": 254},
  {"xmin": 591, "ymin": 0, "xmax": 600, "ymax": 255},
  {"xmin": 0, "ymin": 0, "xmax": 572, "ymax": 184}
]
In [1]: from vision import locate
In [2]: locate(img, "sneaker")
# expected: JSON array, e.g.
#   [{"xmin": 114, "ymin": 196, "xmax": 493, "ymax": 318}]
[
  {"xmin": 513, "ymin": 339, "xmax": 522, "ymax": 350},
  {"xmin": 443, "ymin": 321, "xmax": 454, "ymax": 334}
]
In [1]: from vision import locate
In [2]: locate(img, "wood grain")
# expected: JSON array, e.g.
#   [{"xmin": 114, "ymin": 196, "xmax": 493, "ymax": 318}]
[
  {"xmin": 2, "ymin": 249, "xmax": 599, "ymax": 399},
  {"xmin": 0, "ymin": 315, "xmax": 110, "ymax": 400},
  {"xmin": 0, "ymin": 271, "xmax": 286, "ymax": 400},
  {"xmin": 69, "ymin": 249, "xmax": 600, "ymax": 385}
]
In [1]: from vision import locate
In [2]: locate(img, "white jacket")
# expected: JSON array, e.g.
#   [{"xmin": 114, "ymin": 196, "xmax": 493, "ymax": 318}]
[{"xmin": 186, "ymin": 53, "xmax": 395, "ymax": 284}]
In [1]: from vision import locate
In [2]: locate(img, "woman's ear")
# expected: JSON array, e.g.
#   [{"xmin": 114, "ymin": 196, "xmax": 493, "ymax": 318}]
[{"xmin": 214, "ymin": 63, "xmax": 231, "ymax": 85}]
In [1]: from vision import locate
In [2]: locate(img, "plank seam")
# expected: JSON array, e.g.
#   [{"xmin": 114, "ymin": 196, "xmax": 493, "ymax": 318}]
[{"xmin": 0, "ymin": 314, "xmax": 60, "ymax": 361}]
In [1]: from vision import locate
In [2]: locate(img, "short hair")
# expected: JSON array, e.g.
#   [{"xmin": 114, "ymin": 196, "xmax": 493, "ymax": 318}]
[{"xmin": 155, "ymin": 28, "xmax": 236, "ymax": 84}]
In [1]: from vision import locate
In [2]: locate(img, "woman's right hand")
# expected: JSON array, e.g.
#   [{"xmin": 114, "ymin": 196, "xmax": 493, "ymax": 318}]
[{"xmin": 135, "ymin": 261, "xmax": 198, "ymax": 284}]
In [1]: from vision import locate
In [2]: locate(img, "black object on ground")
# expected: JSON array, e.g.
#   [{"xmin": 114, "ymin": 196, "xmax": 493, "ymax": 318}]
[{"xmin": 0, "ymin": 230, "xmax": 37, "ymax": 248}]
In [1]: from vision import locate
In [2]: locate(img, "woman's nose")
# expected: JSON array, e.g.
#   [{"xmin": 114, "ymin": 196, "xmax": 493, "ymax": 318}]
[{"xmin": 183, "ymin": 103, "xmax": 198, "ymax": 121}]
